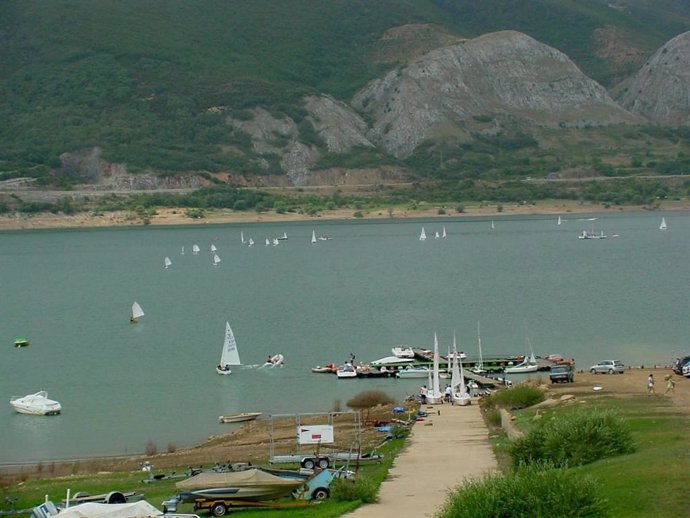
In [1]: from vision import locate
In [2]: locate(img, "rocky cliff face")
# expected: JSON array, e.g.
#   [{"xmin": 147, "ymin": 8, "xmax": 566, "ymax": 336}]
[
  {"xmin": 618, "ymin": 31, "xmax": 690, "ymax": 125},
  {"xmin": 352, "ymin": 30, "xmax": 638, "ymax": 158}
]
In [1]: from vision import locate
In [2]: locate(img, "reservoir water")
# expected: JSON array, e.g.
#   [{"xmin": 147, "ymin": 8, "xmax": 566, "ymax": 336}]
[{"xmin": 1, "ymin": 211, "xmax": 688, "ymax": 463}]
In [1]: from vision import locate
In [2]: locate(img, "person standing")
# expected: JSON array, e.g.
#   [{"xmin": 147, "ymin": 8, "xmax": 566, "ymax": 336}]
[
  {"xmin": 647, "ymin": 373, "xmax": 655, "ymax": 394},
  {"xmin": 665, "ymin": 375, "xmax": 675, "ymax": 394}
]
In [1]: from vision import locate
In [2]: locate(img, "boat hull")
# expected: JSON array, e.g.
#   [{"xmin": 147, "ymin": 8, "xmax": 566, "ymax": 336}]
[
  {"xmin": 218, "ymin": 412, "xmax": 261, "ymax": 423},
  {"xmin": 10, "ymin": 391, "xmax": 62, "ymax": 415},
  {"xmin": 395, "ymin": 368, "xmax": 429, "ymax": 379},
  {"xmin": 504, "ymin": 364, "xmax": 538, "ymax": 374}
]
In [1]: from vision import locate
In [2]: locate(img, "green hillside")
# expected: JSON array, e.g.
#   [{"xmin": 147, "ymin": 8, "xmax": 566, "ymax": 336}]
[{"xmin": 0, "ymin": 0, "xmax": 688, "ymax": 181}]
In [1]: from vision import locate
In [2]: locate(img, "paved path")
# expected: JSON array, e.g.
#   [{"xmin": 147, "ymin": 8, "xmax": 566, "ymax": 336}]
[{"xmin": 346, "ymin": 403, "xmax": 497, "ymax": 518}]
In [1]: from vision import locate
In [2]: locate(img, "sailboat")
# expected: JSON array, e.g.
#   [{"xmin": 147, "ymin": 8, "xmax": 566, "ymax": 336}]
[
  {"xmin": 434, "ymin": 231, "xmax": 440, "ymax": 239},
  {"xmin": 130, "ymin": 302, "xmax": 144, "ymax": 324},
  {"xmin": 423, "ymin": 333, "xmax": 444, "ymax": 404},
  {"xmin": 181, "ymin": 246, "xmax": 185, "ymax": 255},
  {"xmin": 557, "ymin": 216, "xmax": 562, "ymax": 225},
  {"xmin": 471, "ymin": 322, "xmax": 486, "ymax": 375},
  {"xmin": 505, "ymin": 337, "xmax": 538, "ymax": 374},
  {"xmin": 272, "ymin": 238, "xmax": 279, "ymax": 246},
  {"xmin": 419, "ymin": 227, "xmax": 427, "ymax": 241},
  {"xmin": 216, "ymin": 322, "xmax": 241, "ymax": 375},
  {"xmin": 442, "ymin": 226, "xmax": 447, "ymax": 239},
  {"xmin": 491, "ymin": 220, "xmax": 495, "ymax": 230},
  {"xmin": 265, "ymin": 238, "xmax": 270, "ymax": 246},
  {"xmin": 660, "ymin": 217, "xmax": 668, "ymax": 231},
  {"xmin": 248, "ymin": 238, "xmax": 254, "ymax": 247},
  {"xmin": 212, "ymin": 254, "xmax": 221, "ymax": 266},
  {"xmin": 241, "ymin": 231, "xmax": 247, "ymax": 244},
  {"xmin": 451, "ymin": 336, "xmax": 471, "ymax": 406},
  {"xmin": 311, "ymin": 230, "xmax": 317, "ymax": 244},
  {"xmin": 164, "ymin": 257, "xmax": 172, "ymax": 269},
  {"xmin": 211, "ymin": 244, "xmax": 217, "ymax": 253},
  {"xmin": 277, "ymin": 232, "xmax": 288, "ymax": 241},
  {"xmin": 192, "ymin": 244, "xmax": 200, "ymax": 255}
]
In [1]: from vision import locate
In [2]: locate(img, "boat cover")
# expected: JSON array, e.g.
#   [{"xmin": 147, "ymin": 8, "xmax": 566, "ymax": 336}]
[
  {"xmin": 57, "ymin": 501, "xmax": 160, "ymax": 518},
  {"xmin": 176, "ymin": 468, "xmax": 302, "ymax": 490}
]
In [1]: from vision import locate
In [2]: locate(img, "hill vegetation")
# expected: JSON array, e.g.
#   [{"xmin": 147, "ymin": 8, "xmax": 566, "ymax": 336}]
[{"xmin": 0, "ymin": 0, "xmax": 689, "ymax": 190}]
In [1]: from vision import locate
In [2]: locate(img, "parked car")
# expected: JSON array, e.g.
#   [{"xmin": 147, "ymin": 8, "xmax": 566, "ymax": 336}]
[
  {"xmin": 590, "ymin": 360, "xmax": 625, "ymax": 374},
  {"xmin": 673, "ymin": 355, "xmax": 690, "ymax": 375},
  {"xmin": 549, "ymin": 364, "xmax": 574, "ymax": 383}
]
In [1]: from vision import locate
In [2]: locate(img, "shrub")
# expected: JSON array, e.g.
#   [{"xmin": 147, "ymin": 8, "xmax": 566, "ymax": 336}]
[
  {"xmin": 353, "ymin": 211, "xmax": 363, "ymax": 218},
  {"xmin": 509, "ymin": 409, "xmax": 635, "ymax": 468},
  {"xmin": 331, "ymin": 475, "xmax": 378, "ymax": 503},
  {"xmin": 481, "ymin": 385, "xmax": 545, "ymax": 411},
  {"xmin": 347, "ymin": 390, "xmax": 394, "ymax": 411},
  {"xmin": 437, "ymin": 207, "xmax": 446, "ymax": 215},
  {"xmin": 167, "ymin": 443, "xmax": 177, "ymax": 453},
  {"xmin": 145, "ymin": 440, "xmax": 158, "ymax": 456},
  {"xmin": 438, "ymin": 463, "xmax": 607, "ymax": 518}
]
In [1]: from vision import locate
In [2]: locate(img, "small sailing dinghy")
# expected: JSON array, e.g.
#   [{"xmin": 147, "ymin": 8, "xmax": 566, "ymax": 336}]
[
  {"xmin": 164, "ymin": 257, "xmax": 172, "ymax": 269},
  {"xmin": 130, "ymin": 302, "xmax": 144, "ymax": 324},
  {"xmin": 419, "ymin": 227, "xmax": 427, "ymax": 241},
  {"xmin": 212, "ymin": 253, "xmax": 221, "ymax": 266},
  {"xmin": 211, "ymin": 244, "xmax": 217, "ymax": 253},
  {"xmin": 192, "ymin": 244, "xmax": 200, "ymax": 255},
  {"xmin": 442, "ymin": 226, "xmax": 447, "ymax": 239},
  {"xmin": 181, "ymin": 246, "xmax": 185, "ymax": 255},
  {"xmin": 311, "ymin": 230, "xmax": 317, "ymax": 244},
  {"xmin": 216, "ymin": 322, "xmax": 241, "ymax": 375},
  {"xmin": 451, "ymin": 336, "xmax": 471, "ymax": 406},
  {"xmin": 660, "ymin": 217, "xmax": 668, "ymax": 231},
  {"xmin": 263, "ymin": 354, "xmax": 284, "ymax": 367}
]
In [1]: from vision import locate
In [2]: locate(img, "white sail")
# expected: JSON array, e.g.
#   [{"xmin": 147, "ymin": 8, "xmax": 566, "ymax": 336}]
[
  {"xmin": 131, "ymin": 302, "xmax": 144, "ymax": 320},
  {"xmin": 311, "ymin": 230, "xmax": 317, "ymax": 244},
  {"xmin": 557, "ymin": 216, "xmax": 562, "ymax": 225},
  {"xmin": 181, "ymin": 246, "xmax": 185, "ymax": 255},
  {"xmin": 265, "ymin": 238, "xmax": 270, "ymax": 246},
  {"xmin": 419, "ymin": 227, "xmax": 426, "ymax": 241},
  {"xmin": 491, "ymin": 220, "xmax": 495, "ymax": 230},
  {"xmin": 248, "ymin": 238, "xmax": 254, "ymax": 247},
  {"xmin": 442, "ymin": 226, "xmax": 447, "ymax": 239},
  {"xmin": 472, "ymin": 321, "xmax": 484, "ymax": 374},
  {"xmin": 434, "ymin": 231, "xmax": 440, "ymax": 239},
  {"xmin": 192, "ymin": 244, "xmax": 200, "ymax": 255},
  {"xmin": 213, "ymin": 253, "xmax": 221, "ymax": 266},
  {"xmin": 272, "ymin": 238, "xmax": 279, "ymax": 246},
  {"xmin": 211, "ymin": 244, "xmax": 217, "ymax": 253},
  {"xmin": 164, "ymin": 257, "xmax": 172, "ymax": 269},
  {"xmin": 660, "ymin": 217, "xmax": 667, "ymax": 230},
  {"xmin": 241, "ymin": 231, "xmax": 246, "ymax": 244},
  {"xmin": 451, "ymin": 335, "xmax": 470, "ymax": 404},
  {"xmin": 220, "ymin": 322, "xmax": 241, "ymax": 366},
  {"xmin": 427, "ymin": 333, "xmax": 442, "ymax": 403}
]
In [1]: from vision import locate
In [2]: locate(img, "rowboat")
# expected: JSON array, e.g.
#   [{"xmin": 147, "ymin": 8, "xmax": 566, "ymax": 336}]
[{"xmin": 218, "ymin": 412, "xmax": 262, "ymax": 424}]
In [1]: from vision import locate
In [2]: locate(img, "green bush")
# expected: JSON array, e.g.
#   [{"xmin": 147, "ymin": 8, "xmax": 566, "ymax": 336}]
[
  {"xmin": 481, "ymin": 385, "xmax": 545, "ymax": 411},
  {"xmin": 437, "ymin": 463, "xmax": 607, "ymax": 518},
  {"xmin": 331, "ymin": 475, "xmax": 378, "ymax": 503},
  {"xmin": 509, "ymin": 409, "xmax": 635, "ymax": 468}
]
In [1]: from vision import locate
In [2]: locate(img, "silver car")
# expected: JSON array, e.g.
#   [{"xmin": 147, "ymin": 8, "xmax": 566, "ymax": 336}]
[{"xmin": 590, "ymin": 360, "xmax": 625, "ymax": 374}]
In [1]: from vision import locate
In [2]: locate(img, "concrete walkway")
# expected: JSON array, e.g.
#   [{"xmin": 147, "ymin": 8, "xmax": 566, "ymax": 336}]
[{"xmin": 346, "ymin": 403, "xmax": 497, "ymax": 518}]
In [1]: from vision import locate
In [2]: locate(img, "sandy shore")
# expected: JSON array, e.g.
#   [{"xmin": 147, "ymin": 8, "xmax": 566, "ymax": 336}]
[{"xmin": 1, "ymin": 199, "xmax": 685, "ymax": 231}]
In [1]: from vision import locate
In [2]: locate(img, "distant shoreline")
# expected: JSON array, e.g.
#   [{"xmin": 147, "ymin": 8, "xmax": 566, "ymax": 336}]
[{"xmin": 1, "ymin": 200, "xmax": 686, "ymax": 231}]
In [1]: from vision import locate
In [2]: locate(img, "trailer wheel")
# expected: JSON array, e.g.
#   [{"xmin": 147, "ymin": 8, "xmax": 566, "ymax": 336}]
[
  {"xmin": 317, "ymin": 458, "xmax": 330, "ymax": 469},
  {"xmin": 312, "ymin": 487, "xmax": 330, "ymax": 501},
  {"xmin": 211, "ymin": 502, "xmax": 227, "ymax": 516},
  {"xmin": 301, "ymin": 458, "xmax": 316, "ymax": 470}
]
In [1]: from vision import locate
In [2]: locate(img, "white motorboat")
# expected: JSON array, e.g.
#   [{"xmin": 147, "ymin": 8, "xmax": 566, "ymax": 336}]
[
  {"xmin": 130, "ymin": 301, "xmax": 144, "ymax": 324},
  {"xmin": 371, "ymin": 356, "xmax": 414, "ymax": 366},
  {"xmin": 176, "ymin": 469, "xmax": 304, "ymax": 502},
  {"xmin": 395, "ymin": 366, "xmax": 430, "ymax": 378},
  {"xmin": 216, "ymin": 322, "xmax": 241, "ymax": 375},
  {"xmin": 391, "ymin": 346, "xmax": 415, "ymax": 358},
  {"xmin": 218, "ymin": 412, "xmax": 262, "ymax": 423},
  {"xmin": 336, "ymin": 363, "xmax": 357, "ymax": 378},
  {"xmin": 10, "ymin": 391, "xmax": 62, "ymax": 415},
  {"xmin": 578, "ymin": 229, "xmax": 606, "ymax": 239}
]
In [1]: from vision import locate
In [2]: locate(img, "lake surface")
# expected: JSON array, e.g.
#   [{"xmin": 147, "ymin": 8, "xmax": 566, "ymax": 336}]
[{"xmin": 1, "ymin": 211, "xmax": 688, "ymax": 463}]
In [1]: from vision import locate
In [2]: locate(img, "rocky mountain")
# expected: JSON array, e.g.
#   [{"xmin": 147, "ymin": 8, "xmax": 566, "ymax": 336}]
[
  {"xmin": 618, "ymin": 31, "xmax": 690, "ymax": 125},
  {"xmin": 351, "ymin": 30, "xmax": 639, "ymax": 158}
]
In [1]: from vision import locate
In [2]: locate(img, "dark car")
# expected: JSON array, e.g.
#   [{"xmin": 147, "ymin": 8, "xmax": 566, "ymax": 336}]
[{"xmin": 549, "ymin": 364, "xmax": 574, "ymax": 383}]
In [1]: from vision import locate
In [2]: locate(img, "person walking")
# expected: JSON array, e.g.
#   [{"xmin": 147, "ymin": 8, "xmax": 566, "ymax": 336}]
[
  {"xmin": 665, "ymin": 375, "xmax": 675, "ymax": 394},
  {"xmin": 647, "ymin": 373, "xmax": 655, "ymax": 394}
]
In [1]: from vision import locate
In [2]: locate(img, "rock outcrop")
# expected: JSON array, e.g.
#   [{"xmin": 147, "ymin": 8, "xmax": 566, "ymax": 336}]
[
  {"xmin": 618, "ymin": 31, "xmax": 690, "ymax": 125},
  {"xmin": 352, "ymin": 30, "xmax": 638, "ymax": 158}
]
